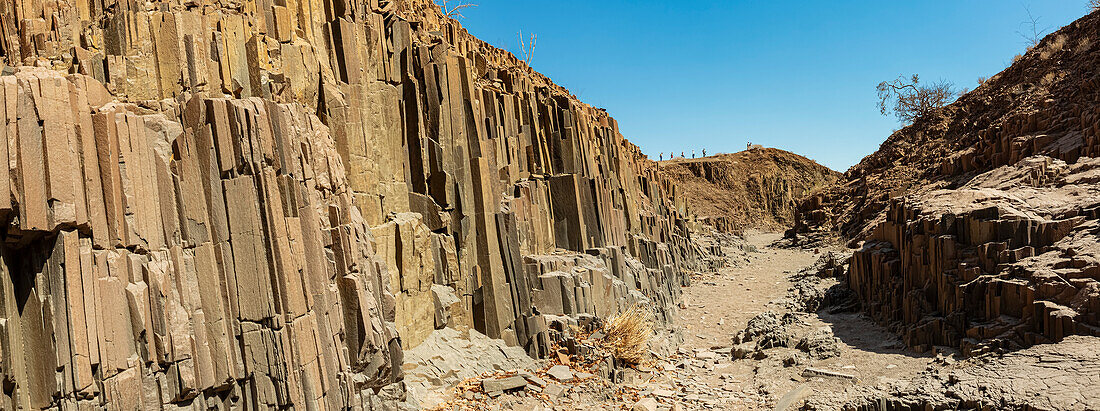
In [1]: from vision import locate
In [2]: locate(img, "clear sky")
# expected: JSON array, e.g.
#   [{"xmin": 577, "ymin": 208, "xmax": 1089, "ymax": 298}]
[{"xmin": 455, "ymin": 1, "xmax": 1093, "ymax": 171}]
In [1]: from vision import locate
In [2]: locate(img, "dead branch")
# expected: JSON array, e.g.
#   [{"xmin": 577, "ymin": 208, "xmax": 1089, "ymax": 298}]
[
  {"xmin": 519, "ymin": 31, "xmax": 537, "ymax": 65},
  {"xmin": 1016, "ymin": 7, "xmax": 1051, "ymax": 48},
  {"xmin": 438, "ymin": 0, "xmax": 477, "ymax": 20}
]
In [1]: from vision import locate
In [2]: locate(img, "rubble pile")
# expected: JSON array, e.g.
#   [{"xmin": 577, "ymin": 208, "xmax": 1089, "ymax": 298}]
[
  {"xmin": 737, "ymin": 311, "xmax": 796, "ymax": 351},
  {"xmin": 796, "ymin": 329, "xmax": 841, "ymax": 360},
  {"xmin": 0, "ymin": 0, "xmax": 723, "ymax": 408},
  {"xmin": 732, "ymin": 310, "xmax": 846, "ymax": 365},
  {"xmin": 805, "ymin": 335, "xmax": 1100, "ymax": 410},
  {"xmin": 426, "ymin": 318, "xmax": 661, "ymax": 410},
  {"xmin": 784, "ymin": 251, "xmax": 851, "ymax": 313},
  {"xmin": 401, "ymin": 327, "xmax": 536, "ymax": 408}
]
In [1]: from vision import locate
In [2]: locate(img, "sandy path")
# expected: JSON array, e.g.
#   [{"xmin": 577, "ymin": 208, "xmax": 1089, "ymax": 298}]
[
  {"xmin": 633, "ymin": 231, "xmax": 935, "ymax": 410},
  {"xmin": 424, "ymin": 231, "xmax": 939, "ymax": 410}
]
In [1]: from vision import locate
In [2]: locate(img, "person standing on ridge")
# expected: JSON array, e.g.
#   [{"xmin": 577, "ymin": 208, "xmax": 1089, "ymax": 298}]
[
  {"xmin": 702, "ymin": 149, "xmax": 707, "ymax": 157},
  {"xmin": 692, "ymin": 150, "xmax": 695, "ymax": 158}
]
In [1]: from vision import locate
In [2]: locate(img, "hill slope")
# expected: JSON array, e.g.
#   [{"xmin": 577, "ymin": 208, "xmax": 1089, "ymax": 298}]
[
  {"xmin": 793, "ymin": 11, "xmax": 1100, "ymax": 355},
  {"xmin": 661, "ymin": 148, "xmax": 840, "ymax": 232},
  {"xmin": 794, "ymin": 11, "xmax": 1100, "ymax": 241}
]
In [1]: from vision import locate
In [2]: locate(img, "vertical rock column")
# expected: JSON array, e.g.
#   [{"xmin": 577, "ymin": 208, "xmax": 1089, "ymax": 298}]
[
  {"xmin": 0, "ymin": 0, "xmax": 713, "ymax": 370},
  {"xmin": 0, "ymin": 69, "xmax": 402, "ymax": 410}
]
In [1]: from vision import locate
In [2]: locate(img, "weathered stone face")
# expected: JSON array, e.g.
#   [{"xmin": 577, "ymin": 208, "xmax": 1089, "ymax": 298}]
[
  {"xmin": 0, "ymin": 0, "xmax": 714, "ymax": 408},
  {"xmin": 0, "ymin": 68, "xmax": 401, "ymax": 409},
  {"xmin": 850, "ymin": 156, "xmax": 1100, "ymax": 355}
]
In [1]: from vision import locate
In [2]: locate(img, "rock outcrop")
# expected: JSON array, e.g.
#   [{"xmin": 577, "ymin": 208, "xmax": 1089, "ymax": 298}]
[
  {"xmin": 794, "ymin": 11, "xmax": 1100, "ymax": 354},
  {"xmin": 0, "ymin": 0, "xmax": 713, "ymax": 408},
  {"xmin": 660, "ymin": 148, "xmax": 839, "ymax": 232},
  {"xmin": 851, "ymin": 156, "xmax": 1100, "ymax": 355},
  {"xmin": 806, "ymin": 335, "xmax": 1100, "ymax": 410},
  {"xmin": 793, "ymin": 12, "xmax": 1100, "ymax": 241},
  {"xmin": 0, "ymin": 68, "xmax": 402, "ymax": 409}
]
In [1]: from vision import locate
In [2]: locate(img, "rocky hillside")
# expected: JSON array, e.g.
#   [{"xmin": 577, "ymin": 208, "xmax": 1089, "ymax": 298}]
[
  {"xmin": 660, "ymin": 148, "xmax": 839, "ymax": 232},
  {"xmin": 0, "ymin": 0, "xmax": 720, "ymax": 409},
  {"xmin": 794, "ymin": 11, "xmax": 1100, "ymax": 355},
  {"xmin": 794, "ymin": 11, "xmax": 1100, "ymax": 241}
]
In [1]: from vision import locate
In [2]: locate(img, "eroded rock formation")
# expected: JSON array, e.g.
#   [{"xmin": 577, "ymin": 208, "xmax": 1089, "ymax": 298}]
[
  {"xmin": 0, "ymin": 0, "xmax": 711, "ymax": 408},
  {"xmin": 0, "ymin": 68, "xmax": 401, "ymax": 409},
  {"xmin": 794, "ymin": 11, "xmax": 1100, "ymax": 354},
  {"xmin": 660, "ymin": 148, "xmax": 839, "ymax": 232},
  {"xmin": 851, "ymin": 156, "xmax": 1100, "ymax": 355}
]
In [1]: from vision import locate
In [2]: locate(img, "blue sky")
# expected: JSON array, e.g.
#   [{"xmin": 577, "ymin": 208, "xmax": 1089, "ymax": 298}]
[{"xmin": 455, "ymin": 1, "xmax": 1093, "ymax": 171}]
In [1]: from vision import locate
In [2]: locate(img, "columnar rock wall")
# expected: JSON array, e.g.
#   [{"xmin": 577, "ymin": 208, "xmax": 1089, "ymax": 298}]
[
  {"xmin": 0, "ymin": 68, "xmax": 400, "ymax": 409},
  {"xmin": 850, "ymin": 157, "xmax": 1100, "ymax": 355},
  {"xmin": 801, "ymin": 11, "xmax": 1100, "ymax": 356},
  {"xmin": 0, "ymin": 0, "xmax": 709, "ymax": 408}
]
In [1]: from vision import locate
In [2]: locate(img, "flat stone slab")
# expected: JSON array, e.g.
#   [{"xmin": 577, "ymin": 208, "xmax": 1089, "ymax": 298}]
[
  {"xmin": 481, "ymin": 376, "xmax": 527, "ymax": 392},
  {"xmin": 547, "ymin": 365, "xmax": 574, "ymax": 382},
  {"xmin": 632, "ymin": 397, "xmax": 660, "ymax": 411},
  {"xmin": 543, "ymin": 383, "xmax": 565, "ymax": 398}
]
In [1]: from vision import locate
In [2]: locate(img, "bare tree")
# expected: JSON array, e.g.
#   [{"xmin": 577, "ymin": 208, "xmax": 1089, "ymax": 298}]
[
  {"xmin": 877, "ymin": 74, "xmax": 960, "ymax": 124},
  {"xmin": 1092, "ymin": 0, "xmax": 1100, "ymax": 11},
  {"xmin": 518, "ymin": 31, "xmax": 537, "ymax": 65},
  {"xmin": 1017, "ymin": 7, "xmax": 1050, "ymax": 48},
  {"xmin": 437, "ymin": 0, "xmax": 476, "ymax": 19}
]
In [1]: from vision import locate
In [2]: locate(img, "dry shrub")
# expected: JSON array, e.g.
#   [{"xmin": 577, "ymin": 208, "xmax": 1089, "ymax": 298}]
[
  {"xmin": 1041, "ymin": 34, "xmax": 1067, "ymax": 59},
  {"xmin": 876, "ymin": 75, "xmax": 959, "ymax": 124},
  {"xmin": 600, "ymin": 304, "xmax": 653, "ymax": 365},
  {"xmin": 1041, "ymin": 71, "xmax": 1059, "ymax": 87}
]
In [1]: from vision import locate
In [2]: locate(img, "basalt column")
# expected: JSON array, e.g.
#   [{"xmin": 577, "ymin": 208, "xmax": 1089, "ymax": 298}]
[{"xmin": 0, "ymin": 0, "xmax": 714, "ymax": 407}]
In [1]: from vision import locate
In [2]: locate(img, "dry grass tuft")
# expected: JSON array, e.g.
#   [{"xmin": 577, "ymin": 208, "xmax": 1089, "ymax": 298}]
[
  {"xmin": 1041, "ymin": 71, "xmax": 1061, "ymax": 87},
  {"xmin": 599, "ymin": 304, "xmax": 653, "ymax": 365},
  {"xmin": 1041, "ymin": 34, "xmax": 1067, "ymax": 60}
]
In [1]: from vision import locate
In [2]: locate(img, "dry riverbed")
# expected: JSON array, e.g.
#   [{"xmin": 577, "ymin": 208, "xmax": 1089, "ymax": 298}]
[
  {"xmin": 417, "ymin": 231, "xmax": 951, "ymax": 410},
  {"xmin": 626, "ymin": 231, "xmax": 936, "ymax": 410}
]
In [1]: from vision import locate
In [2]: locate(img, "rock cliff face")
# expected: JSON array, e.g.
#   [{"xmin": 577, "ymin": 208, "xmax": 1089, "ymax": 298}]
[
  {"xmin": 660, "ymin": 148, "xmax": 839, "ymax": 232},
  {"xmin": 0, "ymin": 0, "xmax": 710, "ymax": 408},
  {"xmin": 795, "ymin": 12, "xmax": 1100, "ymax": 354},
  {"xmin": 0, "ymin": 68, "xmax": 404, "ymax": 409}
]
